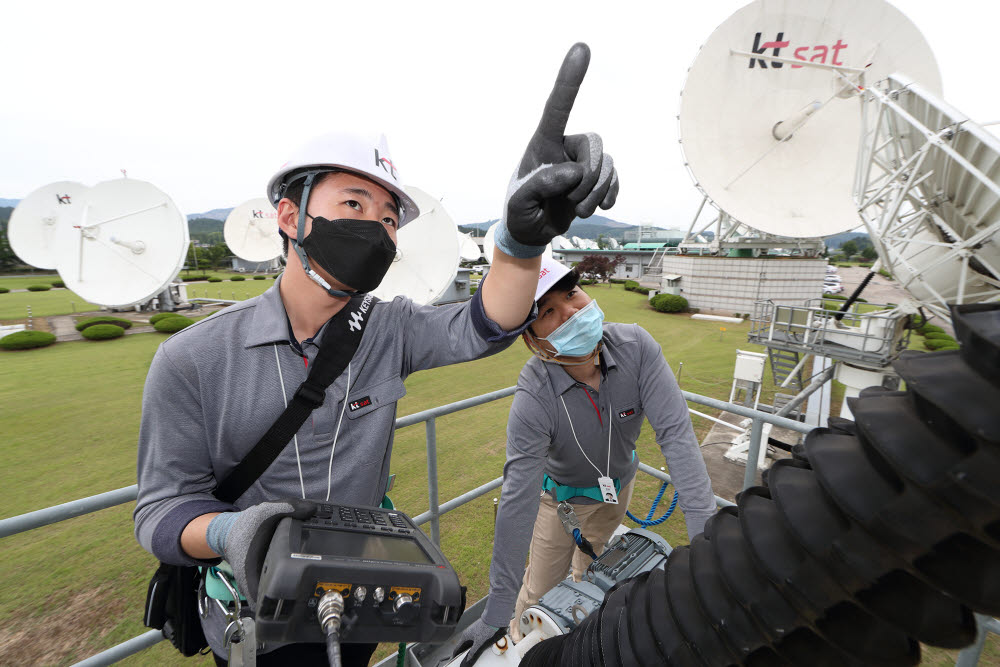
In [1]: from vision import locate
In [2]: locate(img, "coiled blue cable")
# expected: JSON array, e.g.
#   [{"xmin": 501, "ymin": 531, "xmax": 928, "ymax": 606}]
[{"xmin": 625, "ymin": 481, "xmax": 678, "ymax": 528}]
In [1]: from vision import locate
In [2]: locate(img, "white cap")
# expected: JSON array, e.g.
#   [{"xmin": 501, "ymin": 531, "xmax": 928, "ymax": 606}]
[
  {"xmin": 267, "ymin": 131, "xmax": 420, "ymax": 226},
  {"xmin": 535, "ymin": 256, "xmax": 571, "ymax": 301}
]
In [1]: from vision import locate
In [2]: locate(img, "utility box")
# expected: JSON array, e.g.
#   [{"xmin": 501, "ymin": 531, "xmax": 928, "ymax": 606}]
[{"xmin": 733, "ymin": 349, "xmax": 767, "ymax": 383}]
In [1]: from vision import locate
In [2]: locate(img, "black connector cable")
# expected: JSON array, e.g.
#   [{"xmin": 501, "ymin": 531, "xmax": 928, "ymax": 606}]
[
  {"xmin": 522, "ymin": 303, "xmax": 1000, "ymax": 666},
  {"xmin": 318, "ymin": 590, "xmax": 344, "ymax": 667}
]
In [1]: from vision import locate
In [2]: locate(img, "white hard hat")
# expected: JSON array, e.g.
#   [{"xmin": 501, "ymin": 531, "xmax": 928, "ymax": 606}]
[
  {"xmin": 267, "ymin": 131, "xmax": 421, "ymax": 226},
  {"xmin": 535, "ymin": 256, "xmax": 572, "ymax": 301}
]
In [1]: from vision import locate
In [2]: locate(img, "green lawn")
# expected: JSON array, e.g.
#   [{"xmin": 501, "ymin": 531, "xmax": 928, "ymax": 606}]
[
  {"xmin": 0, "ymin": 287, "xmax": 100, "ymax": 319},
  {"xmin": 0, "ymin": 284, "xmax": 994, "ymax": 666},
  {"xmin": 0, "ymin": 273, "xmax": 63, "ymax": 290}
]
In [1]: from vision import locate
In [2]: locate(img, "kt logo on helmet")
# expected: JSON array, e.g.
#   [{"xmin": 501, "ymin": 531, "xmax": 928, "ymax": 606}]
[
  {"xmin": 748, "ymin": 32, "xmax": 849, "ymax": 69},
  {"xmin": 374, "ymin": 148, "xmax": 398, "ymax": 180}
]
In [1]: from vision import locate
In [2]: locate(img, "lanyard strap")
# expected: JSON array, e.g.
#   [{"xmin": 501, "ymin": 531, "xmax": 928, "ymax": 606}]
[{"xmin": 559, "ymin": 385, "xmax": 613, "ymax": 479}]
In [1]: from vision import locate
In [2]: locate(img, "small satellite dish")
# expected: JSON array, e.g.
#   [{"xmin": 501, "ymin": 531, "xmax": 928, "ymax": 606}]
[
  {"xmin": 53, "ymin": 178, "xmax": 189, "ymax": 308},
  {"xmin": 552, "ymin": 235, "xmax": 572, "ymax": 250},
  {"xmin": 458, "ymin": 232, "xmax": 482, "ymax": 262},
  {"xmin": 607, "ymin": 238, "xmax": 620, "ymax": 250},
  {"xmin": 483, "ymin": 221, "xmax": 553, "ymax": 264},
  {"xmin": 224, "ymin": 198, "xmax": 281, "ymax": 262},
  {"xmin": 679, "ymin": 0, "xmax": 942, "ymax": 238},
  {"xmin": 370, "ymin": 187, "xmax": 459, "ymax": 306},
  {"xmin": 7, "ymin": 181, "xmax": 88, "ymax": 269},
  {"xmin": 571, "ymin": 236, "xmax": 583, "ymax": 248}
]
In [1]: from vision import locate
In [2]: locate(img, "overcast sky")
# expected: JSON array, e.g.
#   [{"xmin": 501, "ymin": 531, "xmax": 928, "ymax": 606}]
[{"xmin": 2, "ymin": 0, "xmax": 997, "ymax": 230}]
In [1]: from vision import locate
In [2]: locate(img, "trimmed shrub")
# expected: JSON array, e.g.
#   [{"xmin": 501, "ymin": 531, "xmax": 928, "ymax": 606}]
[
  {"xmin": 149, "ymin": 312, "xmax": 180, "ymax": 325},
  {"xmin": 52, "ymin": 280, "xmax": 65, "ymax": 288},
  {"xmin": 81, "ymin": 324, "xmax": 125, "ymax": 340},
  {"xmin": 918, "ymin": 324, "xmax": 945, "ymax": 335},
  {"xmin": 0, "ymin": 330, "xmax": 57, "ymax": 350},
  {"xmin": 825, "ymin": 294, "xmax": 848, "ymax": 300},
  {"xmin": 609, "ymin": 278, "xmax": 626, "ymax": 284},
  {"xmin": 154, "ymin": 316, "xmax": 194, "ymax": 333},
  {"xmin": 924, "ymin": 332, "xmax": 955, "ymax": 341},
  {"xmin": 27, "ymin": 284, "xmax": 52, "ymax": 291},
  {"xmin": 207, "ymin": 277, "xmax": 222, "ymax": 283},
  {"xmin": 650, "ymin": 293, "xmax": 688, "ymax": 313},
  {"xmin": 182, "ymin": 275, "xmax": 208, "ymax": 282},
  {"xmin": 0, "ymin": 287, "xmax": 9, "ymax": 294},
  {"xmin": 230, "ymin": 275, "xmax": 245, "ymax": 282},
  {"xmin": 924, "ymin": 338, "xmax": 959, "ymax": 351},
  {"xmin": 579, "ymin": 278, "xmax": 596, "ymax": 285},
  {"xmin": 634, "ymin": 286, "xmax": 651, "ymax": 295},
  {"xmin": 838, "ymin": 263, "xmax": 852, "ymax": 268},
  {"xmin": 253, "ymin": 275, "xmax": 266, "ymax": 280},
  {"xmin": 624, "ymin": 280, "xmax": 639, "ymax": 292},
  {"xmin": 74, "ymin": 316, "xmax": 133, "ymax": 331},
  {"xmin": 935, "ymin": 343, "xmax": 961, "ymax": 351}
]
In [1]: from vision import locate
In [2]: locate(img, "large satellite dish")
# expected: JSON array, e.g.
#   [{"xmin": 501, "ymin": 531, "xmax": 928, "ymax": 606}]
[
  {"xmin": 679, "ymin": 0, "xmax": 942, "ymax": 238},
  {"xmin": 458, "ymin": 232, "xmax": 482, "ymax": 262},
  {"xmin": 224, "ymin": 198, "xmax": 281, "ymax": 262},
  {"xmin": 855, "ymin": 73, "xmax": 1000, "ymax": 321},
  {"xmin": 53, "ymin": 178, "xmax": 189, "ymax": 308},
  {"xmin": 370, "ymin": 186, "xmax": 460, "ymax": 306},
  {"xmin": 7, "ymin": 181, "xmax": 88, "ymax": 269}
]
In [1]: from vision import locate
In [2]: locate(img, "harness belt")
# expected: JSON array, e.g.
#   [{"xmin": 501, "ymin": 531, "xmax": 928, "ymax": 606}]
[
  {"xmin": 543, "ymin": 474, "xmax": 621, "ymax": 503},
  {"xmin": 542, "ymin": 451, "xmax": 635, "ymax": 503}
]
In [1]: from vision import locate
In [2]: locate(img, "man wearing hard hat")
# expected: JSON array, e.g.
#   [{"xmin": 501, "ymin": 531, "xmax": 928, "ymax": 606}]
[
  {"xmin": 453, "ymin": 256, "xmax": 717, "ymax": 665},
  {"xmin": 135, "ymin": 44, "xmax": 617, "ymax": 666}
]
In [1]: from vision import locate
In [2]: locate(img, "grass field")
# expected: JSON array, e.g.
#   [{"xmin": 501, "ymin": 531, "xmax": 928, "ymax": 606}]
[{"xmin": 0, "ymin": 283, "xmax": 994, "ymax": 666}]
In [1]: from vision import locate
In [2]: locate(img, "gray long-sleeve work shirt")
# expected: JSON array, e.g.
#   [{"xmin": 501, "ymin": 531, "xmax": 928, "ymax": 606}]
[
  {"xmin": 481, "ymin": 322, "xmax": 717, "ymax": 628},
  {"xmin": 134, "ymin": 277, "xmax": 529, "ymax": 653}
]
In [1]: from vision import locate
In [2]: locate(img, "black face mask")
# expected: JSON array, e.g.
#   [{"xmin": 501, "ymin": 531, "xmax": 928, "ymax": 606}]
[{"xmin": 300, "ymin": 217, "xmax": 397, "ymax": 293}]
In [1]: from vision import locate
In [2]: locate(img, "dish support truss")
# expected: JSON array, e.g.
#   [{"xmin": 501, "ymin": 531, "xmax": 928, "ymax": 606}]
[{"xmin": 854, "ymin": 74, "xmax": 1000, "ymax": 323}]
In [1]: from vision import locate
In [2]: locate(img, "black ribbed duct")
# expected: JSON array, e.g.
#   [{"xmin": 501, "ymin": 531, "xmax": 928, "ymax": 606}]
[{"xmin": 522, "ymin": 303, "xmax": 1000, "ymax": 666}]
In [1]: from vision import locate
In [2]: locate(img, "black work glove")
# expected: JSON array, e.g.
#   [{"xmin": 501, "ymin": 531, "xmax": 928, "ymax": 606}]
[{"xmin": 493, "ymin": 42, "xmax": 620, "ymax": 258}]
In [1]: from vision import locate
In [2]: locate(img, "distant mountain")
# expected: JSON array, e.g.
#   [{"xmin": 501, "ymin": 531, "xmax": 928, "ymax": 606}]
[
  {"xmin": 0, "ymin": 198, "xmax": 20, "ymax": 208},
  {"xmin": 824, "ymin": 231, "xmax": 871, "ymax": 249},
  {"xmin": 187, "ymin": 208, "xmax": 232, "ymax": 222},
  {"xmin": 462, "ymin": 214, "xmax": 628, "ymax": 234}
]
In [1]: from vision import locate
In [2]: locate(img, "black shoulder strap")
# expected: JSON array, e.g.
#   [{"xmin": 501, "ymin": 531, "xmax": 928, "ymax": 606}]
[{"xmin": 214, "ymin": 294, "xmax": 378, "ymax": 503}]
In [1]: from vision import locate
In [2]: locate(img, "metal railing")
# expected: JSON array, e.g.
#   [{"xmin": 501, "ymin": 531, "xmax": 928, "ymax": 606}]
[
  {"xmin": 749, "ymin": 297, "xmax": 911, "ymax": 368},
  {"xmin": 0, "ymin": 387, "xmax": 994, "ymax": 666}
]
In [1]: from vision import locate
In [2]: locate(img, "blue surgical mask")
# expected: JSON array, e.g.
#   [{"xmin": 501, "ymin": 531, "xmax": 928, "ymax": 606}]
[{"xmin": 537, "ymin": 300, "xmax": 605, "ymax": 357}]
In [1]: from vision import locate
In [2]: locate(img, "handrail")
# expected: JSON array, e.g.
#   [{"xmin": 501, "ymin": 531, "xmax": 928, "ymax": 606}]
[{"xmin": 2, "ymin": 386, "xmax": 992, "ymax": 666}]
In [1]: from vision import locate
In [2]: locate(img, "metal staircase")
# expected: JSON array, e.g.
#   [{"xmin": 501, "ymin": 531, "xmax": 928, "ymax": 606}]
[{"xmin": 768, "ymin": 348, "xmax": 803, "ymax": 390}]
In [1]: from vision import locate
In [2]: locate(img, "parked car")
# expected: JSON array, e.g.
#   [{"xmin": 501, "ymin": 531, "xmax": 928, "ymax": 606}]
[{"xmin": 823, "ymin": 284, "xmax": 844, "ymax": 294}]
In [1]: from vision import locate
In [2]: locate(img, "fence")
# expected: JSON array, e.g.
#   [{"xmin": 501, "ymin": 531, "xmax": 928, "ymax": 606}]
[{"xmin": 0, "ymin": 387, "xmax": 994, "ymax": 666}]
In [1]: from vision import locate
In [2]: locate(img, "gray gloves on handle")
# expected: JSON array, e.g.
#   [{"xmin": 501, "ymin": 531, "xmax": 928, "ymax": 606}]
[
  {"xmin": 206, "ymin": 500, "xmax": 316, "ymax": 609},
  {"xmin": 453, "ymin": 618, "xmax": 508, "ymax": 667},
  {"xmin": 494, "ymin": 42, "xmax": 620, "ymax": 259}
]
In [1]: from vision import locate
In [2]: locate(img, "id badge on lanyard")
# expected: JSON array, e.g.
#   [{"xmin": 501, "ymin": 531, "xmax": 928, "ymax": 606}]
[
  {"xmin": 560, "ymin": 388, "xmax": 619, "ymax": 505},
  {"xmin": 597, "ymin": 476, "xmax": 618, "ymax": 504}
]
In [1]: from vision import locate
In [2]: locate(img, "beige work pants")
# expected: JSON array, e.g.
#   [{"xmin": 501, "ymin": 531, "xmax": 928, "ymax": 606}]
[{"xmin": 509, "ymin": 477, "xmax": 635, "ymax": 641}]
